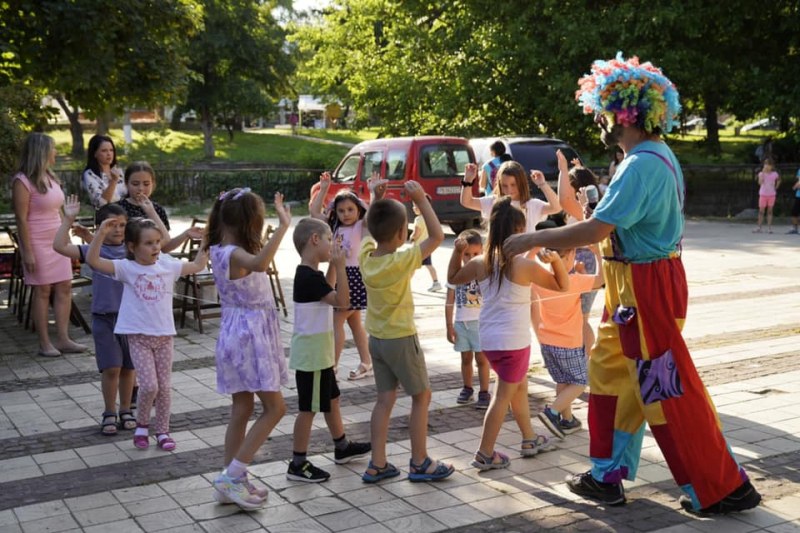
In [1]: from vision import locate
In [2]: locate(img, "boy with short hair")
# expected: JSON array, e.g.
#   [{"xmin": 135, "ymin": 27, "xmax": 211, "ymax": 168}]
[
  {"xmin": 287, "ymin": 217, "xmax": 371, "ymax": 483},
  {"xmin": 53, "ymin": 198, "xmax": 135, "ymax": 436},
  {"xmin": 359, "ymin": 179, "xmax": 454, "ymax": 483},
  {"xmin": 445, "ymin": 229, "xmax": 491, "ymax": 409},
  {"xmin": 534, "ymin": 246, "xmax": 604, "ymax": 439}
]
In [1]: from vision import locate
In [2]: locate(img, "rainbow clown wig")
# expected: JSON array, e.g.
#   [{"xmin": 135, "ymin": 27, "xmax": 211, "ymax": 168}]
[{"xmin": 576, "ymin": 52, "xmax": 681, "ymax": 134}]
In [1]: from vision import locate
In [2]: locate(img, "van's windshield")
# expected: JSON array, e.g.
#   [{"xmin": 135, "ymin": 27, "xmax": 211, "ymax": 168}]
[{"xmin": 419, "ymin": 145, "xmax": 471, "ymax": 178}]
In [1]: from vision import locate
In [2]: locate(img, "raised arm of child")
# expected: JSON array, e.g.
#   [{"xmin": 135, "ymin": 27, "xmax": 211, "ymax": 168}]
[
  {"xmin": 531, "ymin": 170, "xmax": 562, "ymax": 216},
  {"xmin": 53, "ymin": 195, "xmax": 82, "ymax": 260},
  {"xmin": 406, "ymin": 180, "xmax": 444, "ymax": 259},
  {"xmin": 181, "ymin": 236, "xmax": 209, "ymax": 276},
  {"xmin": 309, "ymin": 172, "xmax": 332, "ymax": 221},
  {"xmin": 557, "ymin": 150, "xmax": 582, "ymax": 221},
  {"xmin": 445, "ymin": 285, "xmax": 456, "ymax": 344},
  {"xmin": 459, "ymin": 163, "xmax": 482, "ymax": 212},
  {"xmin": 361, "ymin": 173, "xmax": 389, "ymax": 240},
  {"xmin": 590, "ymin": 244, "xmax": 604, "ymax": 290},
  {"xmin": 231, "ymin": 192, "xmax": 291, "ymax": 274},
  {"xmin": 321, "ymin": 241, "xmax": 350, "ymax": 310},
  {"xmin": 86, "ymin": 219, "xmax": 117, "ymax": 276},
  {"xmin": 512, "ymin": 249, "xmax": 569, "ymax": 292}
]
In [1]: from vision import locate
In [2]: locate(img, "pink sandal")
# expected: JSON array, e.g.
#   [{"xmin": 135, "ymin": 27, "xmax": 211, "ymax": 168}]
[
  {"xmin": 156, "ymin": 433, "xmax": 176, "ymax": 451},
  {"xmin": 133, "ymin": 424, "xmax": 149, "ymax": 450}
]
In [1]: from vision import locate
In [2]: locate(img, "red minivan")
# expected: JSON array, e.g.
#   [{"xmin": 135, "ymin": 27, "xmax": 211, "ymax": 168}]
[{"xmin": 310, "ymin": 136, "xmax": 480, "ymax": 233}]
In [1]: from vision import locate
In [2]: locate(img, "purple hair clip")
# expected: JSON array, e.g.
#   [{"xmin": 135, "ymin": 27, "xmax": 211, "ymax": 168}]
[{"xmin": 219, "ymin": 187, "xmax": 251, "ymax": 202}]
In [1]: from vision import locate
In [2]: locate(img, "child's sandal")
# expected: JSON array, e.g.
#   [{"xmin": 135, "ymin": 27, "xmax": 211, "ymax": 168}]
[
  {"xmin": 133, "ymin": 424, "xmax": 149, "ymax": 450},
  {"xmin": 156, "ymin": 433, "xmax": 176, "ymax": 451},
  {"xmin": 362, "ymin": 461, "xmax": 401, "ymax": 483},
  {"xmin": 118, "ymin": 410, "xmax": 136, "ymax": 431},
  {"xmin": 348, "ymin": 363, "xmax": 373, "ymax": 381},
  {"xmin": 471, "ymin": 450, "xmax": 510, "ymax": 471},
  {"xmin": 100, "ymin": 412, "xmax": 118, "ymax": 436},
  {"xmin": 408, "ymin": 457, "xmax": 455, "ymax": 482}
]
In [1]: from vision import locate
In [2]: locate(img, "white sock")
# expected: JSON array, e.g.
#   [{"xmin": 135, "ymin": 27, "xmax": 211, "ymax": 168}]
[
  {"xmin": 227, "ymin": 459, "xmax": 248, "ymax": 479},
  {"xmin": 134, "ymin": 427, "xmax": 148, "ymax": 437}
]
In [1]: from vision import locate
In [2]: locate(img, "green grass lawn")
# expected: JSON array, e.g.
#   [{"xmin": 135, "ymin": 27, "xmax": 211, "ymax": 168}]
[
  {"xmin": 251, "ymin": 127, "xmax": 380, "ymax": 145},
  {"xmin": 51, "ymin": 127, "xmax": 352, "ymax": 170}
]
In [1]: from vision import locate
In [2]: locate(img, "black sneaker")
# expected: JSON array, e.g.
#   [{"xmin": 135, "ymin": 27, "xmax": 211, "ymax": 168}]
[
  {"xmin": 286, "ymin": 460, "xmax": 330, "ymax": 483},
  {"xmin": 679, "ymin": 480, "xmax": 761, "ymax": 515},
  {"xmin": 566, "ymin": 471, "xmax": 626, "ymax": 505},
  {"xmin": 333, "ymin": 441, "xmax": 371, "ymax": 464}
]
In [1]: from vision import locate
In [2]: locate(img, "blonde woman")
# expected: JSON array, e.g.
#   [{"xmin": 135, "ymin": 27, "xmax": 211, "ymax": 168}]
[{"xmin": 12, "ymin": 133, "xmax": 86, "ymax": 357}]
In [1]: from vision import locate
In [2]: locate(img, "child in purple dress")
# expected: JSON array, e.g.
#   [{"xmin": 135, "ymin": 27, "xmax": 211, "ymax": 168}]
[{"xmin": 205, "ymin": 188, "xmax": 291, "ymax": 510}]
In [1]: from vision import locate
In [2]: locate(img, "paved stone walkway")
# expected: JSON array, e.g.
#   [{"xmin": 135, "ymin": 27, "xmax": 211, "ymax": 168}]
[{"xmin": 0, "ymin": 219, "xmax": 798, "ymax": 533}]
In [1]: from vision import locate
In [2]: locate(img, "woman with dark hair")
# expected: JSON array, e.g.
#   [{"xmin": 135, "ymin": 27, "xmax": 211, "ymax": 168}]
[
  {"xmin": 82, "ymin": 134, "xmax": 126, "ymax": 209},
  {"xmin": 12, "ymin": 133, "xmax": 86, "ymax": 357}
]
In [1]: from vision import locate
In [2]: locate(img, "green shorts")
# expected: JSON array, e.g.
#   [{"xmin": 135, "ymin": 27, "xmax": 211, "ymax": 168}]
[{"xmin": 368, "ymin": 334, "xmax": 429, "ymax": 396}]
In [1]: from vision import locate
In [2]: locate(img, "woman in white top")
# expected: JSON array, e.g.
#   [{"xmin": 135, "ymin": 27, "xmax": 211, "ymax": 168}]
[
  {"xmin": 82, "ymin": 134, "xmax": 126, "ymax": 211},
  {"xmin": 460, "ymin": 160, "xmax": 561, "ymax": 233}
]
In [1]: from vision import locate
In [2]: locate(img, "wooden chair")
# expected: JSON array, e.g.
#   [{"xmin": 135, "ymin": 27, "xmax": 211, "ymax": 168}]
[
  {"xmin": 176, "ymin": 219, "xmax": 221, "ymax": 333},
  {"xmin": 264, "ymin": 224, "xmax": 288, "ymax": 317}
]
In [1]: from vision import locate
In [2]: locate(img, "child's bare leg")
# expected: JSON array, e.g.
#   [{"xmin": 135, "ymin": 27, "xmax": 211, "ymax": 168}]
[
  {"xmin": 224, "ymin": 392, "xmax": 254, "ymax": 465},
  {"xmin": 346, "ymin": 311, "xmax": 372, "ymax": 367},
  {"xmin": 333, "ymin": 309, "xmax": 350, "ymax": 368},
  {"xmin": 477, "ymin": 378, "xmax": 515, "ymax": 456},
  {"xmin": 366, "ymin": 389, "xmax": 396, "ymax": 473},
  {"xmin": 323, "ymin": 397, "xmax": 345, "ymax": 439},
  {"xmin": 409, "ymin": 389, "xmax": 432, "ymax": 464},
  {"xmin": 101, "ymin": 367, "xmax": 121, "ymax": 413},
  {"xmin": 552, "ymin": 383, "xmax": 585, "ymax": 420},
  {"xmin": 233, "ymin": 391, "xmax": 286, "ymax": 464},
  {"xmin": 425, "ymin": 264, "xmax": 438, "ymax": 283},
  {"xmin": 767, "ymin": 206, "xmax": 774, "ymax": 229},
  {"xmin": 460, "ymin": 351, "xmax": 474, "ymax": 388},
  {"xmin": 509, "ymin": 380, "xmax": 535, "ymax": 441},
  {"xmin": 292, "ymin": 411, "xmax": 316, "ymax": 457},
  {"xmin": 757, "ymin": 207, "xmax": 764, "ymax": 229},
  {"xmin": 118, "ymin": 368, "xmax": 135, "ymax": 411},
  {"xmin": 475, "ymin": 351, "xmax": 490, "ymax": 392}
]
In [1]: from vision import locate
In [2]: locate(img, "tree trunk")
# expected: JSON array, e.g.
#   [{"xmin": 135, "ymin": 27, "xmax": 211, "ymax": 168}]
[
  {"xmin": 55, "ymin": 95, "xmax": 84, "ymax": 158},
  {"xmin": 201, "ymin": 105, "xmax": 215, "ymax": 159},
  {"xmin": 704, "ymin": 97, "xmax": 721, "ymax": 156}
]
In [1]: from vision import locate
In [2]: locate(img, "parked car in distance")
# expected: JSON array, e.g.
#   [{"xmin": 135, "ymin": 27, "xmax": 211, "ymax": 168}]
[
  {"xmin": 309, "ymin": 136, "xmax": 480, "ymax": 234},
  {"xmin": 469, "ymin": 136, "xmax": 581, "ymax": 200},
  {"xmin": 740, "ymin": 117, "xmax": 790, "ymax": 132},
  {"xmin": 685, "ymin": 117, "xmax": 726, "ymax": 130}
]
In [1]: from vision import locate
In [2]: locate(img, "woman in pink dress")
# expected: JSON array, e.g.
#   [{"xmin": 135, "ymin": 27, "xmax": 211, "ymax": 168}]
[{"xmin": 12, "ymin": 133, "xmax": 86, "ymax": 357}]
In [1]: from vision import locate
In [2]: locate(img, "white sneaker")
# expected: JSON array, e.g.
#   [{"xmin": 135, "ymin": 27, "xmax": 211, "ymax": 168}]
[
  {"xmin": 212, "ymin": 470, "xmax": 266, "ymax": 510},
  {"xmin": 428, "ymin": 281, "xmax": 443, "ymax": 292},
  {"xmin": 212, "ymin": 473, "xmax": 268, "ymax": 504}
]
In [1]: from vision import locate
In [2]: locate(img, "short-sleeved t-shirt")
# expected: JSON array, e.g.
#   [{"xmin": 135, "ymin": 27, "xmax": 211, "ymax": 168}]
[
  {"xmin": 359, "ymin": 237, "xmax": 421, "ymax": 339},
  {"xmin": 79, "ymin": 243, "xmax": 126, "ymax": 314},
  {"xmin": 412, "ymin": 215, "xmax": 428, "ymax": 242},
  {"xmin": 446, "ymin": 280, "xmax": 482, "ymax": 323},
  {"xmin": 795, "ymin": 169, "xmax": 800, "ymax": 198},
  {"xmin": 592, "ymin": 141, "xmax": 684, "ymax": 263},
  {"xmin": 112, "ymin": 255, "xmax": 183, "ymax": 335},
  {"xmin": 533, "ymin": 273, "xmax": 595, "ymax": 348},
  {"xmin": 334, "ymin": 220, "xmax": 363, "ymax": 267},
  {"xmin": 758, "ymin": 171, "xmax": 779, "ymax": 196},
  {"xmin": 478, "ymin": 196, "xmax": 547, "ymax": 233},
  {"xmin": 290, "ymin": 265, "xmax": 335, "ymax": 371},
  {"xmin": 482, "ymin": 156, "xmax": 502, "ymax": 193}
]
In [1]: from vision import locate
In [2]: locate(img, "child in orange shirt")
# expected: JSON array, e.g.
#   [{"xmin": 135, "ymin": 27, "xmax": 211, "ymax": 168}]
[{"xmin": 534, "ymin": 246, "xmax": 603, "ymax": 438}]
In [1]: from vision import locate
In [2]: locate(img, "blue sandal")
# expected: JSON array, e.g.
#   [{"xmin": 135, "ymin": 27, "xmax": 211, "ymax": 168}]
[
  {"xmin": 408, "ymin": 457, "xmax": 455, "ymax": 482},
  {"xmin": 362, "ymin": 461, "xmax": 401, "ymax": 483},
  {"xmin": 471, "ymin": 450, "xmax": 510, "ymax": 471}
]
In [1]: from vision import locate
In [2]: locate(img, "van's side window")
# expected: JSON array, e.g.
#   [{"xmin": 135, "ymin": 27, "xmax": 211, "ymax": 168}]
[
  {"xmin": 333, "ymin": 154, "xmax": 360, "ymax": 182},
  {"xmin": 364, "ymin": 151, "xmax": 384, "ymax": 178},
  {"xmin": 420, "ymin": 145, "xmax": 471, "ymax": 178},
  {"xmin": 386, "ymin": 149, "xmax": 406, "ymax": 180}
]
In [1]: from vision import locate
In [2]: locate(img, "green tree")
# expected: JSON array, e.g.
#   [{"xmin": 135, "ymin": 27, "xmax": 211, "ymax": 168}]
[
  {"xmin": 182, "ymin": 0, "xmax": 293, "ymax": 159},
  {"xmin": 2, "ymin": 0, "xmax": 197, "ymax": 157}
]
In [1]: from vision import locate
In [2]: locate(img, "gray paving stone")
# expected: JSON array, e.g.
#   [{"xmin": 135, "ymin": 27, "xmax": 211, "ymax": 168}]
[{"xmin": 73, "ymin": 503, "xmax": 130, "ymax": 527}]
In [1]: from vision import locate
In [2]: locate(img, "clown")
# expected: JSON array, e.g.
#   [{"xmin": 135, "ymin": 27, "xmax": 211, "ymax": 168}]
[{"xmin": 503, "ymin": 53, "xmax": 761, "ymax": 515}]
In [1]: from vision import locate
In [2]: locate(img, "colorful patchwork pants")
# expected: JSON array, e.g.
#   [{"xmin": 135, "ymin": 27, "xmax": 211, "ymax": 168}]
[
  {"xmin": 128, "ymin": 334, "xmax": 174, "ymax": 434},
  {"xmin": 588, "ymin": 242, "xmax": 747, "ymax": 509}
]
